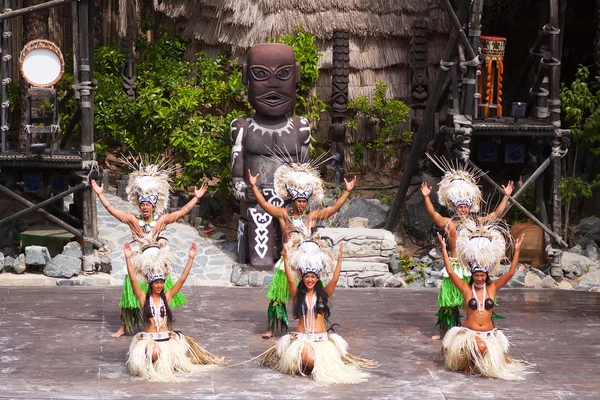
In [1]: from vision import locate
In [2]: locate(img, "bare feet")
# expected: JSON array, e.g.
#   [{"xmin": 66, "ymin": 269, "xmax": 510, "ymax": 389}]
[
  {"xmin": 431, "ymin": 334, "xmax": 441, "ymax": 340},
  {"xmin": 261, "ymin": 330, "xmax": 274, "ymax": 339},
  {"xmin": 111, "ymin": 325, "xmax": 126, "ymax": 338}
]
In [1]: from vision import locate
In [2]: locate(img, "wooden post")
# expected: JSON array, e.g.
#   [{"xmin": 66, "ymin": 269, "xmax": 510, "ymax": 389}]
[
  {"xmin": 463, "ymin": 0, "xmax": 483, "ymax": 118},
  {"xmin": 76, "ymin": 0, "xmax": 97, "ymax": 272},
  {"xmin": 385, "ymin": 0, "xmax": 469, "ymax": 231}
]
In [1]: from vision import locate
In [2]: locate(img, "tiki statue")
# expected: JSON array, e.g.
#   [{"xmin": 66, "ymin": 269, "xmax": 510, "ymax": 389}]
[{"xmin": 231, "ymin": 43, "xmax": 311, "ymax": 269}]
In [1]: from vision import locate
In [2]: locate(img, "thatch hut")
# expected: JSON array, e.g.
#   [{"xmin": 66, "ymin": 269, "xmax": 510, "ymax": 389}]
[{"xmin": 153, "ymin": 0, "xmax": 450, "ymax": 102}]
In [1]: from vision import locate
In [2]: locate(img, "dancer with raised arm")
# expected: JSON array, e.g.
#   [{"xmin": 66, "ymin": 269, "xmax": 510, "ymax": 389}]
[
  {"xmin": 438, "ymin": 220, "xmax": 531, "ymax": 380},
  {"xmin": 421, "ymin": 155, "xmax": 514, "ymax": 338},
  {"xmin": 92, "ymin": 158, "xmax": 208, "ymax": 337},
  {"xmin": 125, "ymin": 242, "xmax": 226, "ymax": 382},
  {"xmin": 262, "ymin": 243, "xmax": 376, "ymax": 383},
  {"xmin": 248, "ymin": 163, "xmax": 356, "ymax": 339}
]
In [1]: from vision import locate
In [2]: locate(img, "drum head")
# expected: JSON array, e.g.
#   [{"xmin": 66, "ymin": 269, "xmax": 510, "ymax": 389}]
[{"xmin": 19, "ymin": 39, "xmax": 65, "ymax": 87}]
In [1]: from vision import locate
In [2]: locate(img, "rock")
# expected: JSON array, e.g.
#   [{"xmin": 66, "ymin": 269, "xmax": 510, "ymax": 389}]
[
  {"xmin": 585, "ymin": 243, "xmax": 599, "ymax": 262},
  {"xmin": 419, "ymin": 255, "xmax": 433, "ymax": 266},
  {"xmin": 249, "ymin": 271, "xmax": 260, "ymax": 287},
  {"xmin": 423, "ymin": 267, "xmax": 432, "ymax": 275},
  {"xmin": 231, "ymin": 265, "xmax": 249, "ymax": 286},
  {"xmin": 507, "ymin": 270, "xmax": 525, "ymax": 287},
  {"xmin": 431, "ymin": 259, "xmax": 445, "ymax": 271},
  {"xmin": 13, "ymin": 254, "xmax": 26, "ymax": 274},
  {"xmin": 334, "ymin": 198, "xmax": 390, "ymax": 229},
  {"xmin": 557, "ymin": 280, "xmax": 573, "ymax": 290},
  {"xmin": 561, "ymin": 252, "xmax": 599, "ymax": 277},
  {"xmin": 99, "ymin": 255, "xmax": 112, "ymax": 274},
  {"xmin": 403, "ymin": 173, "xmax": 440, "ymax": 240},
  {"xmin": 568, "ymin": 244, "xmax": 583, "ymax": 255},
  {"xmin": 354, "ymin": 277, "xmax": 374, "ymax": 287},
  {"xmin": 25, "ymin": 246, "xmax": 51, "ymax": 267},
  {"xmin": 385, "ymin": 274, "xmax": 406, "ymax": 288},
  {"xmin": 62, "ymin": 242, "xmax": 83, "ymax": 259},
  {"xmin": 212, "ymin": 231, "xmax": 226, "ymax": 241},
  {"xmin": 526, "ymin": 267, "xmax": 548, "ymax": 280},
  {"xmin": 408, "ymin": 281, "xmax": 424, "ymax": 288},
  {"xmin": 435, "ymin": 279, "xmax": 443, "ymax": 288},
  {"xmin": 57, "ymin": 280, "xmax": 95, "ymax": 286},
  {"xmin": 336, "ymin": 275, "xmax": 348, "ymax": 288},
  {"xmin": 263, "ymin": 275, "xmax": 273, "ymax": 287},
  {"xmin": 577, "ymin": 270, "xmax": 600, "ymax": 290},
  {"xmin": 540, "ymin": 276, "xmax": 557, "ymax": 288},
  {"xmin": 320, "ymin": 228, "xmax": 397, "ymax": 261},
  {"xmin": 430, "ymin": 270, "xmax": 443, "ymax": 279},
  {"xmin": 573, "ymin": 216, "xmax": 600, "ymax": 247},
  {"xmin": 428, "ymin": 248, "xmax": 442, "ymax": 260},
  {"xmin": 389, "ymin": 253, "xmax": 401, "ymax": 274},
  {"xmin": 524, "ymin": 273, "xmax": 542, "ymax": 287},
  {"xmin": 3, "ymin": 255, "xmax": 14, "ymax": 273},
  {"xmin": 424, "ymin": 278, "xmax": 436, "ymax": 288},
  {"xmin": 0, "ymin": 252, "xmax": 3, "ymax": 273},
  {"xmin": 348, "ymin": 217, "xmax": 369, "ymax": 228},
  {"xmin": 43, "ymin": 254, "xmax": 82, "ymax": 278},
  {"xmin": 374, "ymin": 273, "xmax": 393, "ymax": 287}
]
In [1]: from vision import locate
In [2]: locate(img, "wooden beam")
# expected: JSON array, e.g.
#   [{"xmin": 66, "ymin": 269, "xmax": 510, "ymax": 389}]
[
  {"xmin": 468, "ymin": 160, "xmax": 568, "ymax": 248},
  {"xmin": 0, "ymin": 0, "xmax": 76, "ymax": 21},
  {"xmin": 0, "ymin": 182, "xmax": 86, "ymax": 226},
  {"xmin": 0, "ymin": 183, "xmax": 102, "ymax": 248},
  {"xmin": 500, "ymin": 156, "xmax": 552, "ymax": 217}
]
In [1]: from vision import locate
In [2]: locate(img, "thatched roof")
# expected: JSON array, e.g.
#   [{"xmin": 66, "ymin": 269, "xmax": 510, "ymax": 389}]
[{"xmin": 154, "ymin": 0, "xmax": 450, "ymax": 100}]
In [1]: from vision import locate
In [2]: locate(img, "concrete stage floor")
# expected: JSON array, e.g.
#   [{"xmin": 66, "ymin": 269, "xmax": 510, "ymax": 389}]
[{"xmin": 0, "ymin": 286, "xmax": 598, "ymax": 399}]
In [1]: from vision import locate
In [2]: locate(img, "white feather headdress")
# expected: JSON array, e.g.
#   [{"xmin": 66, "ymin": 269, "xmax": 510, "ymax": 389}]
[
  {"xmin": 426, "ymin": 153, "xmax": 483, "ymax": 213},
  {"xmin": 456, "ymin": 218, "xmax": 511, "ymax": 274},
  {"xmin": 129, "ymin": 240, "xmax": 175, "ymax": 284},
  {"xmin": 123, "ymin": 155, "xmax": 177, "ymax": 216},
  {"xmin": 285, "ymin": 236, "xmax": 335, "ymax": 282},
  {"xmin": 268, "ymin": 146, "xmax": 331, "ymax": 204}
]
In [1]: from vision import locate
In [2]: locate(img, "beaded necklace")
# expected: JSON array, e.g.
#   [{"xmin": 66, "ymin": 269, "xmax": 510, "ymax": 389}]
[
  {"xmin": 150, "ymin": 295, "xmax": 167, "ymax": 332},
  {"xmin": 303, "ymin": 292, "xmax": 317, "ymax": 334}
]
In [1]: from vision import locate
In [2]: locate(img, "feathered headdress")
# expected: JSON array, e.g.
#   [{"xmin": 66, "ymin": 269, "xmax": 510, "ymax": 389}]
[
  {"xmin": 130, "ymin": 243, "xmax": 175, "ymax": 284},
  {"xmin": 123, "ymin": 155, "xmax": 177, "ymax": 216},
  {"xmin": 455, "ymin": 218, "xmax": 511, "ymax": 274},
  {"xmin": 285, "ymin": 237, "xmax": 335, "ymax": 281},
  {"xmin": 268, "ymin": 146, "xmax": 331, "ymax": 204},
  {"xmin": 426, "ymin": 153, "xmax": 483, "ymax": 213}
]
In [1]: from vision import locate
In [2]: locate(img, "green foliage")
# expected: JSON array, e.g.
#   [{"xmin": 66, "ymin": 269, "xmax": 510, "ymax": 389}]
[
  {"xmin": 275, "ymin": 25, "xmax": 328, "ymax": 124},
  {"xmin": 399, "ymin": 253, "xmax": 415, "ymax": 275},
  {"xmin": 560, "ymin": 65, "xmax": 600, "ymax": 207},
  {"xmin": 60, "ymin": 34, "xmax": 251, "ymax": 193},
  {"xmin": 347, "ymin": 81, "xmax": 411, "ymax": 157}
]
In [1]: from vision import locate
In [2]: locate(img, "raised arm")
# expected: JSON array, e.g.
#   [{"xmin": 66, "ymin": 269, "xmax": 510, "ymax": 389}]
[
  {"xmin": 437, "ymin": 232, "xmax": 470, "ymax": 294},
  {"xmin": 92, "ymin": 180, "xmax": 136, "ymax": 225},
  {"xmin": 166, "ymin": 243, "xmax": 197, "ymax": 302},
  {"xmin": 324, "ymin": 245, "xmax": 344, "ymax": 297},
  {"xmin": 248, "ymin": 169, "xmax": 286, "ymax": 218},
  {"xmin": 124, "ymin": 243, "xmax": 146, "ymax": 306},
  {"xmin": 154, "ymin": 182, "xmax": 208, "ymax": 229},
  {"xmin": 309, "ymin": 176, "xmax": 356, "ymax": 222},
  {"xmin": 282, "ymin": 246, "xmax": 298, "ymax": 299},
  {"xmin": 421, "ymin": 182, "xmax": 448, "ymax": 228},
  {"xmin": 490, "ymin": 233, "xmax": 524, "ymax": 290},
  {"xmin": 481, "ymin": 181, "xmax": 514, "ymax": 222}
]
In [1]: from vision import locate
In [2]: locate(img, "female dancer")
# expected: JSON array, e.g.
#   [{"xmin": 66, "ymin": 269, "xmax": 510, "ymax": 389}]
[
  {"xmin": 438, "ymin": 227, "xmax": 530, "ymax": 380},
  {"xmin": 92, "ymin": 159, "xmax": 208, "ymax": 337},
  {"xmin": 125, "ymin": 242, "xmax": 225, "ymax": 382},
  {"xmin": 263, "ymin": 243, "xmax": 376, "ymax": 384}
]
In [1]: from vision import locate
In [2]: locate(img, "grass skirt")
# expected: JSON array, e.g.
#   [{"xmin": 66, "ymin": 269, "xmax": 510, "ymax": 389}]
[
  {"xmin": 118, "ymin": 275, "xmax": 187, "ymax": 334},
  {"xmin": 266, "ymin": 259, "xmax": 290, "ymax": 332},
  {"xmin": 262, "ymin": 332, "xmax": 377, "ymax": 384},
  {"xmin": 436, "ymin": 258, "xmax": 470, "ymax": 332},
  {"xmin": 442, "ymin": 327, "xmax": 531, "ymax": 380},
  {"xmin": 127, "ymin": 331, "xmax": 227, "ymax": 382}
]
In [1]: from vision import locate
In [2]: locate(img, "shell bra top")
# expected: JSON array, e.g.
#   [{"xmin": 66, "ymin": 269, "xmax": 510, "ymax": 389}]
[{"xmin": 467, "ymin": 298, "xmax": 494, "ymax": 310}]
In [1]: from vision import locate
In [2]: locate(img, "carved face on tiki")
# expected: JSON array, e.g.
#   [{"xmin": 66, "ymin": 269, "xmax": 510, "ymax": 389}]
[{"xmin": 243, "ymin": 43, "xmax": 300, "ymax": 117}]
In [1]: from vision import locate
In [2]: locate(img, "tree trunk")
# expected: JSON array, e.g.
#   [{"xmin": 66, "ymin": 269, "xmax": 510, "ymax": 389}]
[{"xmin": 19, "ymin": 0, "xmax": 50, "ymax": 147}]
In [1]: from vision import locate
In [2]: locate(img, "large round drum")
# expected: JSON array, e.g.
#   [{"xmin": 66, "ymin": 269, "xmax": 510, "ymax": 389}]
[
  {"xmin": 19, "ymin": 39, "xmax": 65, "ymax": 87},
  {"xmin": 480, "ymin": 36, "xmax": 507, "ymax": 61}
]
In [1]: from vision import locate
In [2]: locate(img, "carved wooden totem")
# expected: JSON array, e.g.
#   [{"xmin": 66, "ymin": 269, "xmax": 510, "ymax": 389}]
[
  {"xmin": 329, "ymin": 30, "xmax": 350, "ymax": 186},
  {"xmin": 231, "ymin": 44, "xmax": 311, "ymax": 269}
]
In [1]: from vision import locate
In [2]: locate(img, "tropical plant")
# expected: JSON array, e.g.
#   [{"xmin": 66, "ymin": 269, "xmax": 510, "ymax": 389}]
[
  {"xmin": 560, "ymin": 65, "xmax": 600, "ymax": 233},
  {"xmin": 347, "ymin": 81, "xmax": 411, "ymax": 157}
]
